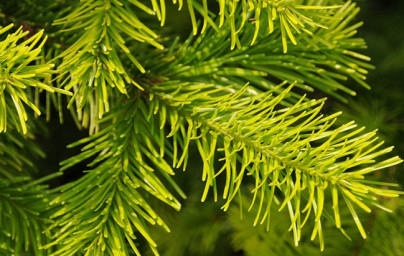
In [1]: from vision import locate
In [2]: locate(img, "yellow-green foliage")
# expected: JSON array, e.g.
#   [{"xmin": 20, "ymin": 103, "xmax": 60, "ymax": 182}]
[{"xmin": 0, "ymin": 1, "xmax": 402, "ymax": 255}]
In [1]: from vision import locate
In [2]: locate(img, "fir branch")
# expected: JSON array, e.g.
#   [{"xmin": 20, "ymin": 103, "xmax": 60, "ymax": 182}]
[
  {"xmin": 53, "ymin": 0, "xmax": 164, "ymax": 132},
  {"xmin": 47, "ymin": 98, "xmax": 185, "ymax": 256},
  {"xmin": 145, "ymin": 81, "xmax": 402, "ymax": 250},
  {"xmin": 0, "ymin": 91, "xmax": 54, "ymax": 256},
  {"xmin": 0, "ymin": 24, "xmax": 71, "ymax": 134},
  {"xmin": 0, "ymin": 130, "xmax": 55, "ymax": 256},
  {"xmin": 0, "ymin": 176, "xmax": 54, "ymax": 256}
]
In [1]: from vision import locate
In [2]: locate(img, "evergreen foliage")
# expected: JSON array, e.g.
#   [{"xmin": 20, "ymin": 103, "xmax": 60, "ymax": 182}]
[{"xmin": 0, "ymin": 0, "xmax": 402, "ymax": 255}]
